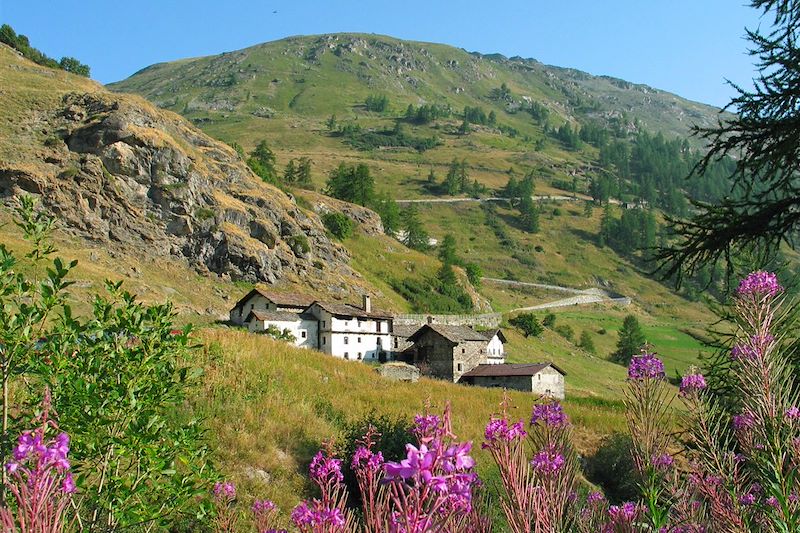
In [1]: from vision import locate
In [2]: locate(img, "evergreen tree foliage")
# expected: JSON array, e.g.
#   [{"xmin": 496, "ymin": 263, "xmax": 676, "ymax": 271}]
[
  {"xmin": 374, "ymin": 193, "xmax": 401, "ymax": 236},
  {"xmin": 325, "ymin": 163, "xmax": 375, "ymax": 206},
  {"xmin": 295, "ymin": 157, "xmax": 314, "ymax": 189},
  {"xmin": 438, "ymin": 233, "xmax": 458, "ymax": 265},
  {"xmin": 283, "ymin": 159, "xmax": 297, "ymax": 184},
  {"xmin": 400, "ymin": 205, "xmax": 429, "ymax": 251},
  {"xmin": 519, "ymin": 196, "xmax": 541, "ymax": 233},
  {"xmin": 657, "ymin": 0, "xmax": 800, "ymax": 282},
  {"xmin": 247, "ymin": 140, "xmax": 277, "ymax": 184},
  {"xmin": 612, "ymin": 315, "xmax": 647, "ymax": 364},
  {"xmin": 365, "ymin": 93, "xmax": 389, "ymax": 112}
]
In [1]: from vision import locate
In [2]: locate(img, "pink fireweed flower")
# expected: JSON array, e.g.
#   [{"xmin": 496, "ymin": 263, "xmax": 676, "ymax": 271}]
[
  {"xmin": 651, "ymin": 453, "xmax": 674, "ymax": 470},
  {"xmin": 628, "ymin": 352, "xmax": 665, "ymax": 379},
  {"xmin": 290, "ymin": 501, "xmax": 313, "ymax": 526},
  {"xmin": 739, "ymin": 493, "xmax": 757, "ymax": 506},
  {"xmin": 530, "ymin": 401, "xmax": 569, "ymax": 428},
  {"xmin": 736, "ymin": 271, "xmax": 783, "ymax": 298},
  {"xmin": 309, "ymin": 450, "xmax": 344, "ymax": 485},
  {"xmin": 62, "ymin": 472, "xmax": 76, "ymax": 494},
  {"xmin": 483, "ymin": 417, "xmax": 527, "ymax": 446},
  {"xmin": 383, "ymin": 443, "xmax": 435, "ymax": 481},
  {"xmin": 252, "ymin": 499, "xmax": 276, "ymax": 514},
  {"xmin": 608, "ymin": 501, "xmax": 638, "ymax": 522},
  {"xmin": 587, "ymin": 491, "xmax": 606, "ymax": 505},
  {"xmin": 351, "ymin": 445, "xmax": 384, "ymax": 471},
  {"xmin": 443, "ymin": 441, "xmax": 475, "ymax": 472},
  {"xmin": 530, "ymin": 445, "xmax": 566, "ymax": 474},
  {"xmin": 213, "ymin": 481, "xmax": 236, "ymax": 499},
  {"xmin": 786, "ymin": 406, "xmax": 800, "ymax": 421},
  {"xmin": 412, "ymin": 414, "xmax": 442, "ymax": 439},
  {"xmin": 680, "ymin": 373, "xmax": 707, "ymax": 395},
  {"xmin": 731, "ymin": 343, "xmax": 758, "ymax": 361},
  {"xmin": 767, "ymin": 496, "xmax": 780, "ymax": 508},
  {"xmin": 733, "ymin": 410, "xmax": 756, "ymax": 431}
]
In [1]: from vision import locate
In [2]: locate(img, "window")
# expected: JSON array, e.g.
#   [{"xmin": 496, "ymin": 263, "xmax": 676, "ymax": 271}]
[
  {"xmin": 538, "ymin": 374, "xmax": 541, "ymax": 381},
  {"xmin": 344, "ymin": 352, "xmax": 349, "ymax": 359},
  {"xmin": 301, "ymin": 331, "xmax": 307, "ymax": 339},
  {"xmin": 457, "ymin": 363, "xmax": 463, "ymax": 372},
  {"xmin": 322, "ymin": 336, "xmax": 326, "ymax": 345},
  {"xmin": 322, "ymin": 321, "xmax": 326, "ymax": 329},
  {"xmin": 344, "ymin": 336, "xmax": 349, "ymax": 345},
  {"xmin": 357, "ymin": 337, "xmax": 361, "ymax": 343},
  {"xmin": 394, "ymin": 338, "xmax": 398, "ymax": 349},
  {"xmin": 461, "ymin": 348, "xmax": 466, "ymax": 354},
  {"xmin": 357, "ymin": 352, "xmax": 362, "ymax": 360}
]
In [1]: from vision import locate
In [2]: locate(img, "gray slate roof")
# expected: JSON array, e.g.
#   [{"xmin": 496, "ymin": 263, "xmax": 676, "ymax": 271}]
[
  {"xmin": 460, "ymin": 363, "xmax": 566, "ymax": 378},
  {"xmin": 408, "ymin": 324, "xmax": 490, "ymax": 344},
  {"xmin": 232, "ymin": 288, "xmax": 315, "ymax": 310},
  {"xmin": 391, "ymin": 325, "xmax": 423, "ymax": 339},
  {"xmin": 311, "ymin": 301, "xmax": 393, "ymax": 319}
]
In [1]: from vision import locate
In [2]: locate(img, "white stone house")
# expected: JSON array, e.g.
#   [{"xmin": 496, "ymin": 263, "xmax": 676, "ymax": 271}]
[
  {"xmin": 229, "ymin": 288, "xmax": 314, "ymax": 325},
  {"xmin": 482, "ymin": 329, "xmax": 506, "ymax": 364},
  {"xmin": 307, "ymin": 296, "xmax": 393, "ymax": 362},
  {"xmin": 459, "ymin": 363, "xmax": 566, "ymax": 399},
  {"xmin": 245, "ymin": 310, "xmax": 318, "ymax": 349},
  {"xmin": 236, "ymin": 292, "xmax": 394, "ymax": 362}
]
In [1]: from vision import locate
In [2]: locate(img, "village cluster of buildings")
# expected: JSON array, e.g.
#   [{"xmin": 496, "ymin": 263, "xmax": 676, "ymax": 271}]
[{"xmin": 230, "ymin": 288, "xmax": 565, "ymax": 398}]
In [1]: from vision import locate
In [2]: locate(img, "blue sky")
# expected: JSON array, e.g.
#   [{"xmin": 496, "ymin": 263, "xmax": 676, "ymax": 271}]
[{"xmin": 1, "ymin": 0, "xmax": 765, "ymax": 107}]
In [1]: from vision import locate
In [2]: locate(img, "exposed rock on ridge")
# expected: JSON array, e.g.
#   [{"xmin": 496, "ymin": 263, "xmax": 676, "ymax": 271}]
[{"xmin": 0, "ymin": 90, "xmax": 355, "ymax": 286}]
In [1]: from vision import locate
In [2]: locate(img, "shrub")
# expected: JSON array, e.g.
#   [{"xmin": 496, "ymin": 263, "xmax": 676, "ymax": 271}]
[
  {"xmin": 287, "ymin": 234, "xmax": 311, "ymax": 255},
  {"xmin": 555, "ymin": 324, "xmax": 575, "ymax": 343},
  {"xmin": 465, "ymin": 263, "xmax": 483, "ymax": 286},
  {"xmin": 509, "ymin": 313, "xmax": 544, "ymax": 337},
  {"xmin": 322, "ymin": 211, "xmax": 354, "ymax": 240},
  {"xmin": 579, "ymin": 330, "xmax": 597, "ymax": 354},
  {"xmin": 542, "ymin": 313, "xmax": 557, "ymax": 328},
  {"xmin": 584, "ymin": 433, "xmax": 639, "ymax": 503}
]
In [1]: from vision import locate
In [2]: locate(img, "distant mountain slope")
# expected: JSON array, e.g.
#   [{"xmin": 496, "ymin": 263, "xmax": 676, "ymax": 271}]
[
  {"xmin": 109, "ymin": 33, "xmax": 724, "ymax": 144},
  {"xmin": 0, "ymin": 43, "xmax": 363, "ymax": 293}
]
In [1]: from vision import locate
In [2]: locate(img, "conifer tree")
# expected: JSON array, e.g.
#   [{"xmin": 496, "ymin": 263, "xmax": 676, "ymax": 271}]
[
  {"xmin": 612, "ymin": 315, "xmax": 647, "ymax": 364},
  {"xmin": 657, "ymin": 0, "xmax": 800, "ymax": 281}
]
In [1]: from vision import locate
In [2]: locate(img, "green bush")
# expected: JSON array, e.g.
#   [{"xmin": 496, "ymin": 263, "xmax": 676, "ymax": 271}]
[
  {"xmin": 322, "ymin": 211, "xmax": 354, "ymax": 240},
  {"xmin": 0, "ymin": 197, "xmax": 212, "ymax": 529},
  {"xmin": 465, "ymin": 263, "xmax": 483, "ymax": 286},
  {"xmin": 509, "ymin": 313, "xmax": 544, "ymax": 338},
  {"xmin": 287, "ymin": 234, "xmax": 310, "ymax": 255},
  {"xmin": 584, "ymin": 433, "xmax": 640, "ymax": 503},
  {"xmin": 542, "ymin": 313, "xmax": 557, "ymax": 328},
  {"xmin": 555, "ymin": 324, "xmax": 575, "ymax": 342}
]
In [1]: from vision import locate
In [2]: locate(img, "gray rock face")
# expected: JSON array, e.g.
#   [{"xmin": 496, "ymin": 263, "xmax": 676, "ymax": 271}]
[{"xmin": 0, "ymin": 92, "xmax": 355, "ymax": 286}]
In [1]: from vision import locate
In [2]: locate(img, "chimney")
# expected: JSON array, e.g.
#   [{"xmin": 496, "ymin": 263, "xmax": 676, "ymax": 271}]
[
  {"xmin": 427, "ymin": 315, "xmax": 434, "ymax": 325},
  {"xmin": 362, "ymin": 294, "xmax": 372, "ymax": 313}
]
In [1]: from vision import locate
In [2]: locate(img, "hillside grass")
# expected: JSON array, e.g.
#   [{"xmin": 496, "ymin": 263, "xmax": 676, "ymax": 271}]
[{"xmin": 193, "ymin": 328, "xmax": 629, "ymax": 521}]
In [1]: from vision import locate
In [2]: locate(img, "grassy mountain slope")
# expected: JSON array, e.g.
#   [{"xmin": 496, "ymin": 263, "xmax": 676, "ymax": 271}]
[{"xmin": 195, "ymin": 328, "xmax": 630, "ymax": 520}]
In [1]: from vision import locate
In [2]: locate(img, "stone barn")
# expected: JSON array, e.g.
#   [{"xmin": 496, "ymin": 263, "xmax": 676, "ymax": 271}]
[
  {"xmin": 404, "ymin": 324, "xmax": 496, "ymax": 382},
  {"xmin": 459, "ymin": 363, "xmax": 566, "ymax": 399}
]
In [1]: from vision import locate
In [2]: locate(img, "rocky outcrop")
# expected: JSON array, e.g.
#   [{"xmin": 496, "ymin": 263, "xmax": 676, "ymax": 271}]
[{"xmin": 0, "ymin": 91, "xmax": 356, "ymax": 286}]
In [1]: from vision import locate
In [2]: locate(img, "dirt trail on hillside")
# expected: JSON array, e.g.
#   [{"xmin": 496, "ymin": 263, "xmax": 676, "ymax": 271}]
[{"xmin": 482, "ymin": 277, "xmax": 631, "ymax": 312}]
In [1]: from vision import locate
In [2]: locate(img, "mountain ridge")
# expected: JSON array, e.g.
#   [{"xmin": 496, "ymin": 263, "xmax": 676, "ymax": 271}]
[{"xmin": 109, "ymin": 32, "xmax": 725, "ymax": 146}]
